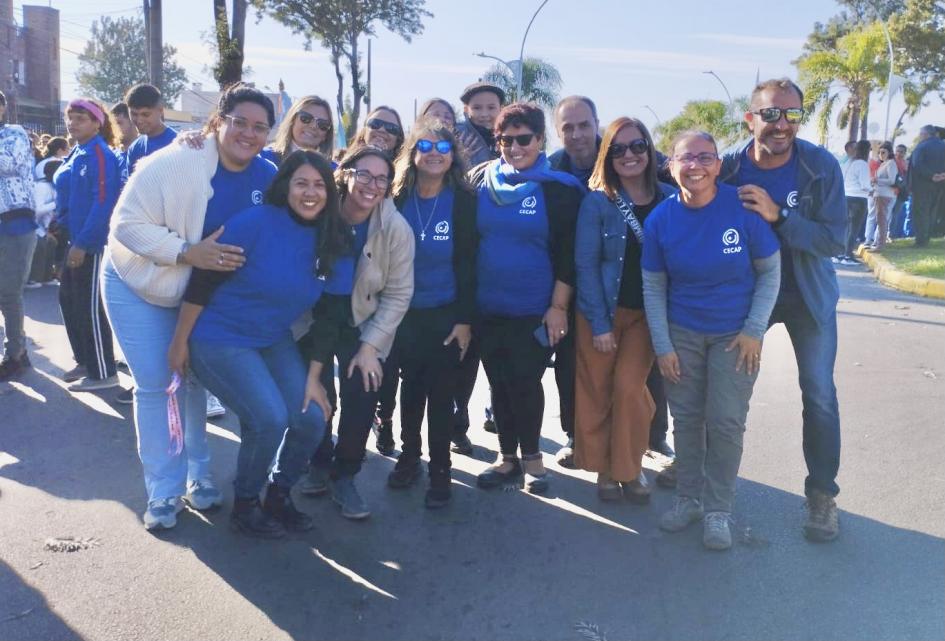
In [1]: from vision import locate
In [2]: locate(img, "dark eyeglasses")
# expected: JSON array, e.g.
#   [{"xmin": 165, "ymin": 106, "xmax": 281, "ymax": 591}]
[
  {"xmin": 752, "ymin": 107, "xmax": 805, "ymax": 124},
  {"xmin": 416, "ymin": 139, "xmax": 453, "ymax": 154},
  {"xmin": 497, "ymin": 133, "xmax": 536, "ymax": 148},
  {"xmin": 346, "ymin": 168, "xmax": 390, "ymax": 189},
  {"xmin": 608, "ymin": 138, "xmax": 649, "ymax": 158},
  {"xmin": 367, "ymin": 118, "xmax": 403, "ymax": 137},
  {"xmin": 673, "ymin": 152, "xmax": 718, "ymax": 166},
  {"xmin": 297, "ymin": 112, "xmax": 332, "ymax": 131}
]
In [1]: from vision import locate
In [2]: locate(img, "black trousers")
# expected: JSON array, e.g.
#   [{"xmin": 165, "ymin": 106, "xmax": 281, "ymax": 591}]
[
  {"xmin": 553, "ymin": 329, "xmax": 575, "ymax": 439},
  {"xmin": 845, "ymin": 196, "xmax": 868, "ymax": 256},
  {"xmin": 452, "ymin": 337, "xmax": 482, "ymax": 437},
  {"xmin": 646, "ymin": 363, "xmax": 669, "ymax": 446},
  {"xmin": 911, "ymin": 184, "xmax": 944, "ymax": 246},
  {"xmin": 478, "ymin": 315, "xmax": 550, "ymax": 458},
  {"xmin": 376, "ymin": 349, "xmax": 399, "ymax": 423},
  {"xmin": 395, "ymin": 305, "xmax": 460, "ymax": 472},
  {"xmin": 59, "ymin": 251, "xmax": 115, "ymax": 380}
]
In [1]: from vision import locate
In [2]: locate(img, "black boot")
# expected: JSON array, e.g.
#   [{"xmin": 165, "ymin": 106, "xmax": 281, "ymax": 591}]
[
  {"xmin": 425, "ymin": 466, "xmax": 452, "ymax": 509},
  {"xmin": 263, "ymin": 483, "xmax": 314, "ymax": 532},
  {"xmin": 373, "ymin": 417, "xmax": 395, "ymax": 456},
  {"xmin": 230, "ymin": 497, "xmax": 286, "ymax": 539},
  {"xmin": 387, "ymin": 456, "xmax": 422, "ymax": 489}
]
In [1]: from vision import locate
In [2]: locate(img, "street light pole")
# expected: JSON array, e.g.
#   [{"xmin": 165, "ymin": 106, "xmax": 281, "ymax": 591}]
[
  {"xmin": 642, "ymin": 105, "xmax": 662, "ymax": 125},
  {"xmin": 516, "ymin": 0, "xmax": 550, "ymax": 98},
  {"xmin": 703, "ymin": 70, "xmax": 734, "ymax": 119}
]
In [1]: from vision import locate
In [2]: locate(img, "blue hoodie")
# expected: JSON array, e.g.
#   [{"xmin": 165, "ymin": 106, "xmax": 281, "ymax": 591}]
[
  {"xmin": 53, "ymin": 135, "xmax": 120, "ymax": 253},
  {"xmin": 719, "ymin": 138, "xmax": 846, "ymax": 328}
]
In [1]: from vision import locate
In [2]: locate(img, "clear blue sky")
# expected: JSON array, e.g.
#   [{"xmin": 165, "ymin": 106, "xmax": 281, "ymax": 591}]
[{"xmin": 40, "ymin": 0, "xmax": 945, "ymax": 151}]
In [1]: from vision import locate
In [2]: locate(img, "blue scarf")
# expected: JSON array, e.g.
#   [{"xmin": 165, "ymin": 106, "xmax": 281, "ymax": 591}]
[{"xmin": 485, "ymin": 153, "xmax": 588, "ymax": 206}]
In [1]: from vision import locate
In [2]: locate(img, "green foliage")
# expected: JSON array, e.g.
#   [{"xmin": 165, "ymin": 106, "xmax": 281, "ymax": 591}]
[
  {"xmin": 653, "ymin": 98, "xmax": 748, "ymax": 154},
  {"xmin": 481, "ymin": 57, "xmax": 562, "ymax": 108},
  {"xmin": 76, "ymin": 15, "xmax": 188, "ymax": 104}
]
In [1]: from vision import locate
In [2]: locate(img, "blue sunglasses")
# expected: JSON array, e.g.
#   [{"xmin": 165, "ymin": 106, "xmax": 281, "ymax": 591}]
[{"xmin": 416, "ymin": 139, "xmax": 452, "ymax": 154}]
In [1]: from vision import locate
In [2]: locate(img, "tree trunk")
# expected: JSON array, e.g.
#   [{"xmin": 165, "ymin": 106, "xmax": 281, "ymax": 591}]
[
  {"xmin": 346, "ymin": 35, "xmax": 363, "ymax": 141},
  {"xmin": 213, "ymin": 0, "xmax": 246, "ymax": 90},
  {"xmin": 891, "ymin": 105, "xmax": 909, "ymax": 145},
  {"xmin": 848, "ymin": 101, "xmax": 860, "ymax": 143},
  {"xmin": 332, "ymin": 51, "xmax": 344, "ymax": 138},
  {"xmin": 859, "ymin": 93, "xmax": 870, "ymax": 140}
]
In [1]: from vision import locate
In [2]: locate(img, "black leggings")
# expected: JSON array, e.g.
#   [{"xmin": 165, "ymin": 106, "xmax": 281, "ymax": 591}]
[{"xmin": 845, "ymin": 196, "xmax": 868, "ymax": 256}]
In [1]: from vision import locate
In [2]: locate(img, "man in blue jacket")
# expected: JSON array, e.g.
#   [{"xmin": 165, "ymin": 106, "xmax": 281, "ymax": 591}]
[
  {"xmin": 908, "ymin": 125, "xmax": 945, "ymax": 246},
  {"xmin": 720, "ymin": 77, "xmax": 846, "ymax": 543}
]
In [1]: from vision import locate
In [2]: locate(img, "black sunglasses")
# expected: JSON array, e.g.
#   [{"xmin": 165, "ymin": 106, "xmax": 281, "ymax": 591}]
[
  {"xmin": 608, "ymin": 138, "xmax": 649, "ymax": 158},
  {"xmin": 297, "ymin": 112, "xmax": 332, "ymax": 131},
  {"xmin": 497, "ymin": 133, "xmax": 536, "ymax": 148},
  {"xmin": 367, "ymin": 118, "xmax": 403, "ymax": 137},
  {"xmin": 753, "ymin": 107, "xmax": 805, "ymax": 124}
]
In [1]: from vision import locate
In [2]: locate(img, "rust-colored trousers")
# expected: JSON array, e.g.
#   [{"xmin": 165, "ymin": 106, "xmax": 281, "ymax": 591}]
[{"xmin": 574, "ymin": 308, "xmax": 655, "ymax": 482}]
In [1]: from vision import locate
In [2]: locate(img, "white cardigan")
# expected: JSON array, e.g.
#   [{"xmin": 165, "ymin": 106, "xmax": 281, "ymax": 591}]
[{"xmin": 106, "ymin": 136, "xmax": 220, "ymax": 307}]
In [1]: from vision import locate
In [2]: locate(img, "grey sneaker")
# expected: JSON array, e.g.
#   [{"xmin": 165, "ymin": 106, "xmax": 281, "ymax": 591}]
[
  {"xmin": 804, "ymin": 489, "xmax": 839, "ymax": 542},
  {"xmin": 298, "ymin": 465, "xmax": 330, "ymax": 497},
  {"xmin": 68, "ymin": 374, "xmax": 120, "ymax": 392},
  {"xmin": 206, "ymin": 392, "xmax": 226, "ymax": 418},
  {"xmin": 659, "ymin": 496, "xmax": 704, "ymax": 532},
  {"xmin": 184, "ymin": 479, "xmax": 223, "ymax": 511},
  {"xmin": 332, "ymin": 476, "xmax": 370, "ymax": 520},
  {"xmin": 143, "ymin": 497, "xmax": 183, "ymax": 531},
  {"xmin": 703, "ymin": 511, "xmax": 733, "ymax": 550},
  {"xmin": 62, "ymin": 365, "xmax": 87, "ymax": 383}
]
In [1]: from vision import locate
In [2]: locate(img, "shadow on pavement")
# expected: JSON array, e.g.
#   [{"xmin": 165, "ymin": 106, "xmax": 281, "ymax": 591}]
[{"xmin": 0, "ymin": 560, "xmax": 83, "ymax": 641}]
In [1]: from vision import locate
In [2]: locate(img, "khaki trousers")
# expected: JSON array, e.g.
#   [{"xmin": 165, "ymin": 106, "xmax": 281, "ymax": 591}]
[{"xmin": 574, "ymin": 308, "xmax": 655, "ymax": 481}]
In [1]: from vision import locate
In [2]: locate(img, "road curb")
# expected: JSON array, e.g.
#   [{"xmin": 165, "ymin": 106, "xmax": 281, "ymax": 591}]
[{"xmin": 856, "ymin": 246, "xmax": 945, "ymax": 299}]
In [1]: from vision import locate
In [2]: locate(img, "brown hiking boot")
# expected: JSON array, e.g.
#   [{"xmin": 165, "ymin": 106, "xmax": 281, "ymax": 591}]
[{"xmin": 804, "ymin": 489, "xmax": 839, "ymax": 542}]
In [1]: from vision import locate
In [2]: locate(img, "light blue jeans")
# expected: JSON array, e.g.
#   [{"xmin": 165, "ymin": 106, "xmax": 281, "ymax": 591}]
[{"xmin": 100, "ymin": 258, "xmax": 211, "ymax": 503}]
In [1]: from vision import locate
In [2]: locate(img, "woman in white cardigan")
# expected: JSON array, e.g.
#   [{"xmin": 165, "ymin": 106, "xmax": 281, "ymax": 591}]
[
  {"xmin": 102, "ymin": 84, "xmax": 278, "ymax": 530},
  {"xmin": 866, "ymin": 141, "xmax": 899, "ymax": 251}
]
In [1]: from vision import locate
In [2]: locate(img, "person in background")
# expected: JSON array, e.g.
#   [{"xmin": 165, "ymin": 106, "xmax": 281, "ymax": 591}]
[
  {"xmin": 35, "ymin": 136, "xmax": 70, "ymax": 181},
  {"xmin": 470, "ymin": 102, "xmax": 584, "ymax": 495},
  {"xmin": 261, "ymin": 95, "xmax": 334, "ymax": 166},
  {"xmin": 890, "ymin": 143, "xmax": 909, "ymax": 239},
  {"xmin": 299, "ymin": 145, "xmax": 414, "ymax": 520},
  {"xmin": 54, "ymin": 98, "xmax": 121, "ymax": 392},
  {"xmin": 103, "ymin": 83, "xmax": 277, "ymax": 530},
  {"xmin": 25, "ymin": 160, "xmax": 62, "ymax": 288},
  {"xmin": 837, "ymin": 140, "xmax": 871, "ymax": 265},
  {"xmin": 866, "ymin": 141, "xmax": 898, "ymax": 251},
  {"xmin": 125, "ymin": 83, "xmax": 176, "ymax": 177},
  {"xmin": 110, "ymin": 102, "xmax": 138, "ymax": 152},
  {"xmin": 456, "ymin": 82, "xmax": 505, "ymax": 167},
  {"xmin": 419, "ymin": 98, "xmax": 457, "ymax": 129},
  {"xmin": 168, "ymin": 151, "xmax": 345, "ymax": 538},
  {"xmin": 0, "ymin": 89, "xmax": 38, "ymax": 381},
  {"xmin": 908, "ymin": 124, "xmax": 945, "ymax": 247},
  {"xmin": 386, "ymin": 117, "xmax": 476, "ymax": 508},
  {"xmin": 351, "ymin": 106, "xmax": 405, "ymax": 159}
]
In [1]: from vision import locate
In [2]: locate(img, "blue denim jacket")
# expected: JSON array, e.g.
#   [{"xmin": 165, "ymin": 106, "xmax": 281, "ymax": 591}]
[
  {"xmin": 720, "ymin": 138, "xmax": 846, "ymax": 328},
  {"xmin": 575, "ymin": 182, "xmax": 676, "ymax": 336}
]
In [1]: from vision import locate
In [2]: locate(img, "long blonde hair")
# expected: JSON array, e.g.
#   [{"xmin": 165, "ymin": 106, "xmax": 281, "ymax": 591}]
[{"xmin": 271, "ymin": 95, "xmax": 334, "ymax": 158}]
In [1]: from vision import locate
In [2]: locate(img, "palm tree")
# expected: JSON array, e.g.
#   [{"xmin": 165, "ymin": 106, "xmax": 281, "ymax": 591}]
[
  {"xmin": 482, "ymin": 57, "xmax": 562, "ymax": 108},
  {"xmin": 796, "ymin": 22, "xmax": 889, "ymax": 144},
  {"xmin": 653, "ymin": 98, "xmax": 749, "ymax": 154}
]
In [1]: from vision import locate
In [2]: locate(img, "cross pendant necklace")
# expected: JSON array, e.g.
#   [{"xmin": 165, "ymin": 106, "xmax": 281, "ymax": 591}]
[{"xmin": 414, "ymin": 189, "xmax": 440, "ymax": 242}]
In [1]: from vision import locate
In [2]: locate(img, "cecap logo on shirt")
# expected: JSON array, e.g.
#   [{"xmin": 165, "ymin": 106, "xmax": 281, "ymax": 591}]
[
  {"xmin": 786, "ymin": 190, "xmax": 799, "ymax": 208},
  {"xmin": 520, "ymin": 195, "xmax": 537, "ymax": 215},
  {"xmin": 722, "ymin": 228, "xmax": 742, "ymax": 254},
  {"xmin": 251, "ymin": 190, "xmax": 264, "ymax": 205},
  {"xmin": 79, "ymin": 165, "xmax": 87, "ymax": 177},
  {"xmin": 433, "ymin": 220, "xmax": 450, "ymax": 240}
]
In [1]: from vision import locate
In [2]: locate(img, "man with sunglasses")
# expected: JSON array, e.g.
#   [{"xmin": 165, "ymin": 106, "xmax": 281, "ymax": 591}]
[
  {"xmin": 720, "ymin": 77, "xmax": 846, "ymax": 544},
  {"xmin": 456, "ymin": 82, "xmax": 505, "ymax": 167}
]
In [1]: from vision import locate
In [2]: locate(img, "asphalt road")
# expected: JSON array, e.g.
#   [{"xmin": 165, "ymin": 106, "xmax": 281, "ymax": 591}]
[{"xmin": 1, "ymin": 263, "xmax": 943, "ymax": 641}]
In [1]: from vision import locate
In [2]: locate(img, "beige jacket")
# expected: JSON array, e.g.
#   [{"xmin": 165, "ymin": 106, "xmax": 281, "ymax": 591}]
[
  {"xmin": 351, "ymin": 197, "xmax": 415, "ymax": 358},
  {"xmin": 106, "ymin": 137, "xmax": 220, "ymax": 307}
]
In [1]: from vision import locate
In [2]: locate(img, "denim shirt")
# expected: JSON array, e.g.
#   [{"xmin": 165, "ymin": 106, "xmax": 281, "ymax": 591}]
[
  {"xmin": 720, "ymin": 138, "xmax": 846, "ymax": 328},
  {"xmin": 575, "ymin": 182, "xmax": 675, "ymax": 336}
]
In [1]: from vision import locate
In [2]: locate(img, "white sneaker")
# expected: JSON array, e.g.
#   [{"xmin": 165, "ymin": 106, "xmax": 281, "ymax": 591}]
[
  {"xmin": 184, "ymin": 479, "xmax": 223, "ymax": 511},
  {"xmin": 143, "ymin": 497, "xmax": 183, "ymax": 530},
  {"xmin": 206, "ymin": 393, "xmax": 225, "ymax": 418},
  {"xmin": 67, "ymin": 374, "xmax": 120, "ymax": 392}
]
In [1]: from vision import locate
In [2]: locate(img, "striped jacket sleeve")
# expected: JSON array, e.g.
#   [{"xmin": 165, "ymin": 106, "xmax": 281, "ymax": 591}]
[{"xmin": 75, "ymin": 141, "xmax": 120, "ymax": 251}]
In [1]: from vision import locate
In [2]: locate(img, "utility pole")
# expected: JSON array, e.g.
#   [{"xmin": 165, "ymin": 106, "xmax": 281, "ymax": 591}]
[
  {"xmin": 365, "ymin": 39, "xmax": 371, "ymax": 111},
  {"xmin": 146, "ymin": 0, "xmax": 163, "ymax": 92}
]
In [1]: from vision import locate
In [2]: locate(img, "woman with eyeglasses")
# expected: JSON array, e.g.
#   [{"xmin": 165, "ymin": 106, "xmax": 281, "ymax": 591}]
[
  {"xmin": 469, "ymin": 102, "xmax": 585, "ymax": 494},
  {"xmin": 300, "ymin": 145, "xmax": 414, "ymax": 520},
  {"xmin": 382, "ymin": 116, "xmax": 476, "ymax": 508},
  {"xmin": 574, "ymin": 117, "xmax": 676, "ymax": 504},
  {"xmin": 261, "ymin": 95, "xmax": 335, "ymax": 166},
  {"xmin": 103, "ymin": 84, "xmax": 278, "ymax": 531},
  {"xmin": 641, "ymin": 131, "xmax": 781, "ymax": 551},
  {"xmin": 351, "ymin": 106, "xmax": 405, "ymax": 158}
]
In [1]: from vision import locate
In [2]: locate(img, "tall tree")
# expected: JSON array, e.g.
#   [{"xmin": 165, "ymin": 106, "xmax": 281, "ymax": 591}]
[
  {"xmin": 212, "ymin": 0, "xmax": 249, "ymax": 89},
  {"xmin": 253, "ymin": 0, "xmax": 432, "ymax": 139},
  {"xmin": 481, "ymin": 57, "xmax": 562, "ymax": 108},
  {"xmin": 653, "ymin": 98, "xmax": 748, "ymax": 154},
  {"xmin": 76, "ymin": 15, "xmax": 188, "ymax": 104}
]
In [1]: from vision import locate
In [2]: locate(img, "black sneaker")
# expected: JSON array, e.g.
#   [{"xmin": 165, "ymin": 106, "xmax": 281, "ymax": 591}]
[
  {"xmin": 114, "ymin": 387, "xmax": 134, "ymax": 405},
  {"xmin": 483, "ymin": 407, "xmax": 497, "ymax": 433},
  {"xmin": 425, "ymin": 468, "xmax": 452, "ymax": 509},
  {"xmin": 0, "ymin": 352, "xmax": 30, "ymax": 381},
  {"xmin": 450, "ymin": 434, "xmax": 474, "ymax": 456},
  {"xmin": 373, "ymin": 417, "xmax": 395, "ymax": 456},
  {"xmin": 263, "ymin": 483, "xmax": 314, "ymax": 532},
  {"xmin": 230, "ymin": 497, "xmax": 286, "ymax": 539},
  {"xmin": 477, "ymin": 459, "xmax": 523, "ymax": 489},
  {"xmin": 62, "ymin": 364, "xmax": 87, "ymax": 383},
  {"xmin": 387, "ymin": 457, "xmax": 422, "ymax": 489}
]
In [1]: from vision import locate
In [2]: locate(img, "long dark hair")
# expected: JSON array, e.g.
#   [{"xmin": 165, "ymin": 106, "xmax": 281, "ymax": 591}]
[
  {"xmin": 392, "ymin": 116, "xmax": 471, "ymax": 201},
  {"xmin": 265, "ymin": 150, "xmax": 346, "ymax": 278},
  {"xmin": 335, "ymin": 144, "xmax": 395, "ymax": 200}
]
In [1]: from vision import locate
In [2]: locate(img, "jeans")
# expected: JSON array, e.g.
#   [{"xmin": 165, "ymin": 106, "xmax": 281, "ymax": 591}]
[
  {"xmin": 844, "ymin": 197, "xmax": 868, "ymax": 257},
  {"xmin": 768, "ymin": 294, "xmax": 841, "ymax": 497},
  {"xmin": 0, "ymin": 231, "xmax": 37, "ymax": 358},
  {"xmin": 101, "ymin": 259, "xmax": 210, "ymax": 503},
  {"xmin": 190, "ymin": 334, "xmax": 326, "ymax": 499}
]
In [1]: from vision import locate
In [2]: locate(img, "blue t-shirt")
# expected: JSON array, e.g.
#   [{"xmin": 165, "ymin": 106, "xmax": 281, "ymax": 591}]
[
  {"xmin": 190, "ymin": 205, "xmax": 327, "ymax": 348},
  {"xmin": 126, "ymin": 127, "xmax": 177, "ymax": 176},
  {"xmin": 202, "ymin": 157, "xmax": 278, "ymax": 238},
  {"xmin": 642, "ymin": 184, "xmax": 780, "ymax": 335},
  {"xmin": 406, "ymin": 186, "xmax": 456, "ymax": 309},
  {"xmin": 476, "ymin": 186, "xmax": 553, "ymax": 317},
  {"xmin": 324, "ymin": 218, "xmax": 370, "ymax": 295},
  {"xmin": 737, "ymin": 147, "xmax": 798, "ymax": 295}
]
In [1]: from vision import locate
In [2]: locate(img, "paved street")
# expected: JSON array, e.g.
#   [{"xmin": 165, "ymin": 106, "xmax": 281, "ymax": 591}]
[{"xmin": 1, "ymin": 264, "xmax": 943, "ymax": 641}]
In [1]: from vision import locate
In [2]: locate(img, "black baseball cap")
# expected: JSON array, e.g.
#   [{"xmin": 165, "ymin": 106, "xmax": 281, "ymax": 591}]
[{"xmin": 460, "ymin": 82, "xmax": 506, "ymax": 105}]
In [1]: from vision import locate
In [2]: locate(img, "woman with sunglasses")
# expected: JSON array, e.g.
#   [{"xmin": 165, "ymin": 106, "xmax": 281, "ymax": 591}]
[
  {"xmin": 261, "ymin": 95, "xmax": 335, "ymax": 166},
  {"xmin": 301, "ymin": 145, "xmax": 414, "ymax": 520},
  {"xmin": 351, "ymin": 106, "xmax": 405, "ymax": 158},
  {"xmin": 574, "ymin": 117, "xmax": 676, "ymax": 504},
  {"xmin": 384, "ymin": 116, "xmax": 476, "ymax": 508},
  {"xmin": 469, "ymin": 102, "xmax": 585, "ymax": 494},
  {"xmin": 641, "ymin": 131, "xmax": 781, "ymax": 551},
  {"xmin": 104, "ymin": 84, "xmax": 278, "ymax": 530}
]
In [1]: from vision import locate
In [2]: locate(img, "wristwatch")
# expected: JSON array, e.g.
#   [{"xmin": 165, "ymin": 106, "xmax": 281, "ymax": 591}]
[
  {"xmin": 176, "ymin": 242, "xmax": 190, "ymax": 265},
  {"xmin": 774, "ymin": 208, "xmax": 790, "ymax": 228}
]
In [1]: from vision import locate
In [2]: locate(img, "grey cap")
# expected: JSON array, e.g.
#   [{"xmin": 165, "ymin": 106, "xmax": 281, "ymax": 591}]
[{"xmin": 460, "ymin": 82, "xmax": 506, "ymax": 105}]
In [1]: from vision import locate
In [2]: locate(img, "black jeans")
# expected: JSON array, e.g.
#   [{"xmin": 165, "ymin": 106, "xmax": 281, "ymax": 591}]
[
  {"xmin": 452, "ymin": 336, "xmax": 482, "ymax": 437},
  {"xmin": 845, "ymin": 196, "xmax": 868, "ymax": 256},
  {"xmin": 59, "ymin": 250, "xmax": 116, "ymax": 380},
  {"xmin": 553, "ymin": 329, "xmax": 575, "ymax": 439},
  {"xmin": 396, "ymin": 305, "xmax": 461, "ymax": 472},
  {"xmin": 646, "ymin": 363, "xmax": 670, "ymax": 447},
  {"xmin": 478, "ymin": 315, "xmax": 551, "ymax": 458},
  {"xmin": 376, "ymin": 349, "xmax": 399, "ymax": 423}
]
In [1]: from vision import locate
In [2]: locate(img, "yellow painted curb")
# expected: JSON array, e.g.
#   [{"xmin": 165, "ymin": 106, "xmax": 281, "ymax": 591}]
[{"xmin": 856, "ymin": 246, "xmax": 945, "ymax": 299}]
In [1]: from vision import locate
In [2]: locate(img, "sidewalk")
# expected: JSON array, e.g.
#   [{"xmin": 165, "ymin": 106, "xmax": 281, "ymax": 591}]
[{"xmin": 856, "ymin": 245, "xmax": 945, "ymax": 299}]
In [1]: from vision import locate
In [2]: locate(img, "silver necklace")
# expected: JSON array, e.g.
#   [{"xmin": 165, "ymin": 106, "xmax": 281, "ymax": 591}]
[{"xmin": 413, "ymin": 189, "xmax": 440, "ymax": 241}]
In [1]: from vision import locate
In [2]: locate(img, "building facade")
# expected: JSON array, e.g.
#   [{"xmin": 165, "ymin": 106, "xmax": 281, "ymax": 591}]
[{"xmin": 0, "ymin": 1, "xmax": 61, "ymax": 132}]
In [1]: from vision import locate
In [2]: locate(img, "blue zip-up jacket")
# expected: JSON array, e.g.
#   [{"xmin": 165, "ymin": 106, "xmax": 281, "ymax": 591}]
[
  {"xmin": 54, "ymin": 134, "xmax": 120, "ymax": 253},
  {"xmin": 720, "ymin": 138, "xmax": 846, "ymax": 328},
  {"xmin": 575, "ymin": 182, "xmax": 676, "ymax": 336}
]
